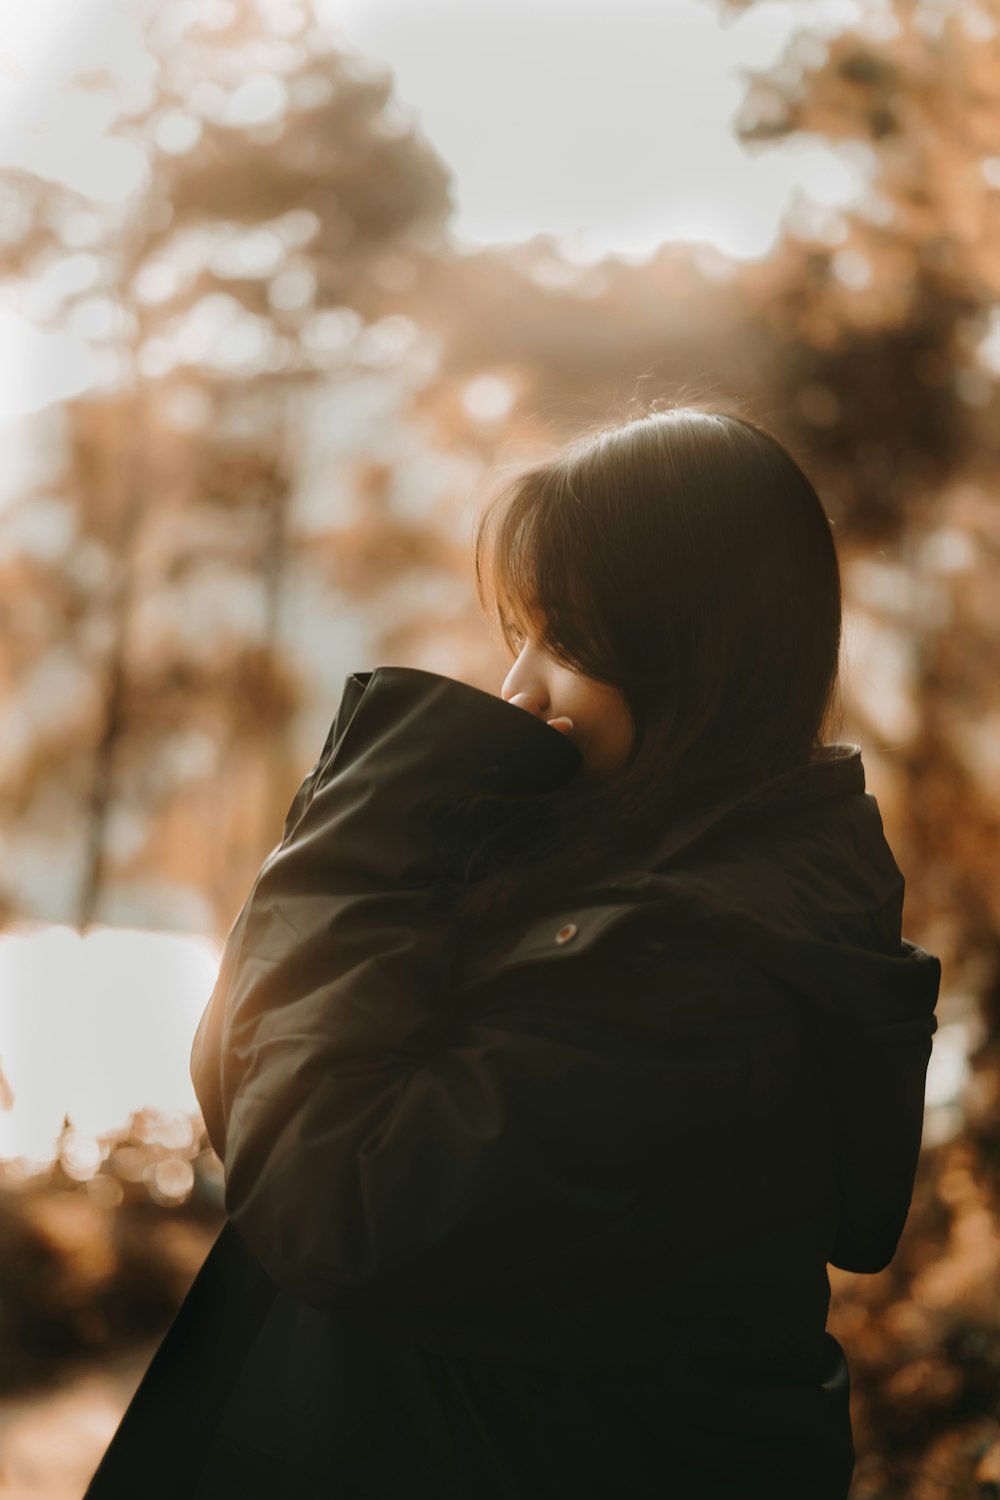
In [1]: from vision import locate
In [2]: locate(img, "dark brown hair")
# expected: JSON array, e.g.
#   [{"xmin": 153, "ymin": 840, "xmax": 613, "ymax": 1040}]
[{"xmin": 448, "ymin": 397, "xmax": 845, "ymax": 929}]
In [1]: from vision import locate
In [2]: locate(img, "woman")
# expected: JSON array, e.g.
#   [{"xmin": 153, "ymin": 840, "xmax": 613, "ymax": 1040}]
[{"xmin": 85, "ymin": 404, "xmax": 941, "ymax": 1499}]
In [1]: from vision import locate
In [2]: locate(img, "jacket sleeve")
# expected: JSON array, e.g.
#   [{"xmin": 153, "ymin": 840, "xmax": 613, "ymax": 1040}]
[
  {"xmin": 189, "ymin": 669, "xmax": 372, "ymax": 1161},
  {"xmin": 191, "ymin": 665, "xmax": 659, "ymax": 1312},
  {"xmin": 191, "ymin": 672, "xmax": 626, "ymax": 1314}
]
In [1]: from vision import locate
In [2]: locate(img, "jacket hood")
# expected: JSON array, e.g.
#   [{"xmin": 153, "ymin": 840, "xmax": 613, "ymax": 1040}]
[
  {"xmin": 584, "ymin": 740, "xmax": 942, "ymax": 1275},
  {"xmin": 621, "ymin": 741, "xmax": 941, "ymax": 1038}
]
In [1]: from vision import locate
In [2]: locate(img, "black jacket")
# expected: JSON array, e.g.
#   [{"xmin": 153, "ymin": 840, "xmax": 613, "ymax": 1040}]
[{"xmin": 84, "ymin": 666, "xmax": 941, "ymax": 1499}]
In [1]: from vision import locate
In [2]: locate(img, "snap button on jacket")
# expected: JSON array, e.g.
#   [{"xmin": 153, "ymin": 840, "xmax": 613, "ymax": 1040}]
[{"xmin": 84, "ymin": 666, "xmax": 941, "ymax": 1500}]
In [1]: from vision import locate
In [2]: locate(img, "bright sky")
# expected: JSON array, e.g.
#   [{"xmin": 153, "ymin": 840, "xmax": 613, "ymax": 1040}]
[
  {"xmin": 0, "ymin": 0, "xmax": 878, "ymax": 423},
  {"xmin": 0, "ymin": 0, "xmax": 875, "ymax": 253},
  {"xmin": 321, "ymin": 0, "xmax": 872, "ymax": 262},
  {"xmin": 0, "ymin": 923, "xmax": 220, "ymax": 1166}
]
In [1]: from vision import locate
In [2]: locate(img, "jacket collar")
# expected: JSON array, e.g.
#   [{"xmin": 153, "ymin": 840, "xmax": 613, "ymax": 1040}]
[
  {"xmin": 638, "ymin": 743, "xmax": 865, "ymax": 878},
  {"xmin": 342, "ymin": 670, "xmax": 863, "ymax": 878}
]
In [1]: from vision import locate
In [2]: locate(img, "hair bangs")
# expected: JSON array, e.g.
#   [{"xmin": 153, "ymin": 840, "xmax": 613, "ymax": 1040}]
[{"xmin": 475, "ymin": 467, "xmax": 591, "ymax": 667}]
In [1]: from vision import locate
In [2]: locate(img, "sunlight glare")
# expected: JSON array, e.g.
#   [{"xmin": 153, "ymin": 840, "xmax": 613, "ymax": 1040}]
[{"xmin": 0, "ymin": 922, "xmax": 221, "ymax": 1165}]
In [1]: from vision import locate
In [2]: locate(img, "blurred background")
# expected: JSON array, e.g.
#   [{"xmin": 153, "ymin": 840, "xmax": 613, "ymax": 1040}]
[{"xmin": 0, "ymin": 0, "xmax": 998, "ymax": 1494}]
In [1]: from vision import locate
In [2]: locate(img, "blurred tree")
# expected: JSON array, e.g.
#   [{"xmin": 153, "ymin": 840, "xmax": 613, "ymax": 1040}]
[
  {"xmin": 0, "ymin": 0, "xmax": 454, "ymax": 934},
  {"xmin": 707, "ymin": 2, "xmax": 1000, "ymax": 1493},
  {"xmin": 721, "ymin": 0, "xmax": 997, "ymax": 534}
]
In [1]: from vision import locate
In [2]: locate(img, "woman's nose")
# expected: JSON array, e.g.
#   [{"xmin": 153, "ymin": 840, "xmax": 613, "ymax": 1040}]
[
  {"xmin": 507, "ymin": 691, "xmax": 547, "ymax": 717},
  {"xmin": 501, "ymin": 661, "xmax": 549, "ymax": 716}
]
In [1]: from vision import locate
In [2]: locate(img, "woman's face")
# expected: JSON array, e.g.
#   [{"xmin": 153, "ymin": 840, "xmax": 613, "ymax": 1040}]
[{"xmin": 499, "ymin": 612, "xmax": 634, "ymax": 774}]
